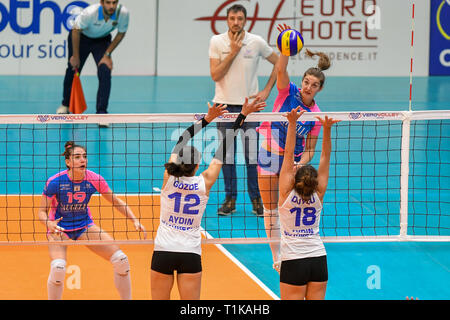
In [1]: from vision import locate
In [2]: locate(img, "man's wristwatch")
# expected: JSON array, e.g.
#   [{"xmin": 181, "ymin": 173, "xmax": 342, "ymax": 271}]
[{"xmin": 104, "ymin": 52, "xmax": 112, "ymax": 58}]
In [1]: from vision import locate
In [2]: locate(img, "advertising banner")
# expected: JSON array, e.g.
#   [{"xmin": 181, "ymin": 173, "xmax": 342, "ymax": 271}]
[
  {"xmin": 0, "ymin": 0, "xmax": 156, "ymax": 75},
  {"xmin": 158, "ymin": 0, "xmax": 430, "ymax": 76},
  {"xmin": 0, "ymin": 0, "xmax": 431, "ymax": 76},
  {"xmin": 429, "ymin": 0, "xmax": 450, "ymax": 75}
]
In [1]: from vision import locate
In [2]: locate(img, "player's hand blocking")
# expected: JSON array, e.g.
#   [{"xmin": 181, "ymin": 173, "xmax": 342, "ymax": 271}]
[
  {"xmin": 205, "ymin": 102, "xmax": 228, "ymax": 123},
  {"xmin": 283, "ymin": 105, "xmax": 306, "ymax": 124},
  {"xmin": 315, "ymin": 115, "xmax": 341, "ymax": 128},
  {"xmin": 241, "ymin": 97, "xmax": 266, "ymax": 116}
]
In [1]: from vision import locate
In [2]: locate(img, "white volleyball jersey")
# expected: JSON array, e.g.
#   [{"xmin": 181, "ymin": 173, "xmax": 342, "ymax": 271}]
[
  {"xmin": 154, "ymin": 175, "xmax": 209, "ymax": 255},
  {"xmin": 279, "ymin": 190, "xmax": 326, "ymax": 260}
]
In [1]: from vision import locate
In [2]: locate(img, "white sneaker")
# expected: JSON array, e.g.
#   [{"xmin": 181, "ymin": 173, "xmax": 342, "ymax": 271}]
[
  {"xmin": 98, "ymin": 122, "xmax": 110, "ymax": 128},
  {"xmin": 56, "ymin": 105, "xmax": 69, "ymax": 114},
  {"xmin": 273, "ymin": 261, "xmax": 281, "ymax": 274}
]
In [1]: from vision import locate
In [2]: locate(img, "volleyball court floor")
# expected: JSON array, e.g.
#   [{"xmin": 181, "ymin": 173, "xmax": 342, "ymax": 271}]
[{"xmin": 0, "ymin": 75, "xmax": 449, "ymax": 299}]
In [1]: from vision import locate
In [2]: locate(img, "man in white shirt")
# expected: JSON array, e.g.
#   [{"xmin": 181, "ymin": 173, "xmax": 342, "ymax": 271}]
[
  {"xmin": 57, "ymin": 0, "xmax": 129, "ymax": 117},
  {"xmin": 209, "ymin": 4, "xmax": 279, "ymax": 216}
]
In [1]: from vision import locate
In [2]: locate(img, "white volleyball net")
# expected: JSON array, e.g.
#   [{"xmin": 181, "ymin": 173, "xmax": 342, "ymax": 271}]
[{"xmin": 0, "ymin": 110, "xmax": 449, "ymax": 245}]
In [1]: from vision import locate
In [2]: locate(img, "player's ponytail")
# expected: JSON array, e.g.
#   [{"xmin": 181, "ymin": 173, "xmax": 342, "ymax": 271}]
[
  {"xmin": 294, "ymin": 165, "xmax": 318, "ymax": 201},
  {"xmin": 305, "ymin": 49, "xmax": 331, "ymax": 72},
  {"xmin": 62, "ymin": 141, "xmax": 75, "ymax": 158},
  {"xmin": 303, "ymin": 49, "xmax": 331, "ymax": 88}
]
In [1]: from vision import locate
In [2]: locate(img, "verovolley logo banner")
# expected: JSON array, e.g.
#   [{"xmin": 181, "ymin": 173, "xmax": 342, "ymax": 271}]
[
  {"xmin": 348, "ymin": 112, "xmax": 401, "ymax": 120},
  {"xmin": 429, "ymin": 0, "xmax": 450, "ymax": 75},
  {"xmin": 36, "ymin": 114, "xmax": 88, "ymax": 122}
]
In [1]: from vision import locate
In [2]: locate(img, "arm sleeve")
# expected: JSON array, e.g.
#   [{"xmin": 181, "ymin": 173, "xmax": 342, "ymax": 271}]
[
  {"xmin": 213, "ymin": 114, "xmax": 247, "ymax": 162},
  {"xmin": 117, "ymin": 6, "xmax": 130, "ymax": 33},
  {"xmin": 259, "ymin": 36, "xmax": 274, "ymax": 58},
  {"xmin": 43, "ymin": 179, "xmax": 56, "ymax": 198},
  {"xmin": 309, "ymin": 105, "xmax": 322, "ymax": 136},
  {"xmin": 86, "ymin": 171, "xmax": 111, "ymax": 194},
  {"xmin": 172, "ymin": 118, "xmax": 210, "ymax": 155},
  {"xmin": 208, "ymin": 36, "xmax": 220, "ymax": 59},
  {"xmin": 73, "ymin": 9, "xmax": 91, "ymax": 30}
]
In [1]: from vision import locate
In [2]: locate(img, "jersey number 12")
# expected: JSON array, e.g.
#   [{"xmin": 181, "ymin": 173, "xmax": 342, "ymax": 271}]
[{"xmin": 168, "ymin": 192, "xmax": 200, "ymax": 215}]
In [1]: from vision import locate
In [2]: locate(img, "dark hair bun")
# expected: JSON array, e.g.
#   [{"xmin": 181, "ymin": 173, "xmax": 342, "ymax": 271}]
[{"xmin": 294, "ymin": 165, "xmax": 318, "ymax": 201}]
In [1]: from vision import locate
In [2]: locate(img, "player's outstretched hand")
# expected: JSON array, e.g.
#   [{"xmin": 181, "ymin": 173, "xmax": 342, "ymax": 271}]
[
  {"xmin": 241, "ymin": 97, "xmax": 266, "ymax": 116},
  {"xmin": 315, "ymin": 115, "xmax": 341, "ymax": 128},
  {"xmin": 277, "ymin": 23, "xmax": 292, "ymax": 33},
  {"xmin": 205, "ymin": 102, "xmax": 229, "ymax": 123},
  {"xmin": 283, "ymin": 106, "xmax": 306, "ymax": 124}
]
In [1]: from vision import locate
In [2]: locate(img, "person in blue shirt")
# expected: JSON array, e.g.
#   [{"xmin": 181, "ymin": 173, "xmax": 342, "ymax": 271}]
[
  {"xmin": 38, "ymin": 141, "xmax": 146, "ymax": 300},
  {"xmin": 57, "ymin": 0, "xmax": 129, "ymax": 118}
]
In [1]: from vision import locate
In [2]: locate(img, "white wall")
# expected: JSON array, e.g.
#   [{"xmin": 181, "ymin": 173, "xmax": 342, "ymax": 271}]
[
  {"xmin": 0, "ymin": 0, "xmax": 430, "ymax": 76},
  {"xmin": 157, "ymin": 0, "xmax": 430, "ymax": 76}
]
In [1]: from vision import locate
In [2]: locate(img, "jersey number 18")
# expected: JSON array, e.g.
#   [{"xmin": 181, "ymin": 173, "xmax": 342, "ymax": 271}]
[{"xmin": 289, "ymin": 207, "xmax": 317, "ymax": 226}]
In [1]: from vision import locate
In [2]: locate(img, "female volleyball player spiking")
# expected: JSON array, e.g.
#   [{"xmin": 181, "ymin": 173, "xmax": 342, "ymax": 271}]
[
  {"xmin": 37, "ymin": 141, "xmax": 146, "ymax": 300},
  {"xmin": 278, "ymin": 107, "xmax": 339, "ymax": 300},
  {"xmin": 257, "ymin": 24, "xmax": 332, "ymax": 271},
  {"xmin": 150, "ymin": 98, "xmax": 266, "ymax": 300}
]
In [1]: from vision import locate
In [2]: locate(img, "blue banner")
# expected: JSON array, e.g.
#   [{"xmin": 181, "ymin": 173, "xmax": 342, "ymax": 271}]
[{"xmin": 430, "ymin": 0, "xmax": 450, "ymax": 75}]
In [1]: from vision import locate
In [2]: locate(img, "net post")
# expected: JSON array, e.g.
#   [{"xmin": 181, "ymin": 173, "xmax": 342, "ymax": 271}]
[{"xmin": 399, "ymin": 112, "xmax": 412, "ymax": 239}]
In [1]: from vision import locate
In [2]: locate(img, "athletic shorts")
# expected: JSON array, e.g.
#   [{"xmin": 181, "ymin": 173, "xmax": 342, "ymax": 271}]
[
  {"xmin": 280, "ymin": 255, "xmax": 328, "ymax": 286},
  {"xmin": 257, "ymin": 147, "xmax": 301, "ymax": 176},
  {"xmin": 257, "ymin": 147, "xmax": 284, "ymax": 176},
  {"xmin": 47, "ymin": 225, "xmax": 90, "ymax": 240},
  {"xmin": 151, "ymin": 251, "xmax": 202, "ymax": 275},
  {"xmin": 63, "ymin": 227, "xmax": 89, "ymax": 240}
]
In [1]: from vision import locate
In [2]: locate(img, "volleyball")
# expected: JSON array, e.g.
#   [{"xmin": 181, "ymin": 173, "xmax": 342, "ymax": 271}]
[{"xmin": 277, "ymin": 29, "xmax": 304, "ymax": 56}]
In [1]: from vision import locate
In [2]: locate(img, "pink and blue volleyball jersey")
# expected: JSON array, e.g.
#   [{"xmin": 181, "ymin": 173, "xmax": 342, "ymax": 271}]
[
  {"xmin": 257, "ymin": 82, "xmax": 322, "ymax": 159},
  {"xmin": 43, "ymin": 170, "xmax": 110, "ymax": 231}
]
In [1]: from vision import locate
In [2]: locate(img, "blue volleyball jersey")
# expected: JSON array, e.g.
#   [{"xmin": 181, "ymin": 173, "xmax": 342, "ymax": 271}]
[
  {"xmin": 43, "ymin": 170, "xmax": 111, "ymax": 231},
  {"xmin": 257, "ymin": 82, "xmax": 321, "ymax": 159}
]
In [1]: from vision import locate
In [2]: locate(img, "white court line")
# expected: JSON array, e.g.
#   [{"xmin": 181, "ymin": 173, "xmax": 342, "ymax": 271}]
[{"xmin": 201, "ymin": 228, "xmax": 280, "ymax": 300}]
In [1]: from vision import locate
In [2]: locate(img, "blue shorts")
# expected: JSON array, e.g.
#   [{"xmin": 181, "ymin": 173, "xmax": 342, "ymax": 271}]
[
  {"xmin": 63, "ymin": 226, "xmax": 89, "ymax": 240},
  {"xmin": 257, "ymin": 147, "xmax": 301, "ymax": 176}
]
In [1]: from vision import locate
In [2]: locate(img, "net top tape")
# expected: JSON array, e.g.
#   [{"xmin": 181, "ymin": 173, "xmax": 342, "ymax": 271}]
[{"xmin": 1, "ymin": 110, "xmax": 449, "ymax": 124}]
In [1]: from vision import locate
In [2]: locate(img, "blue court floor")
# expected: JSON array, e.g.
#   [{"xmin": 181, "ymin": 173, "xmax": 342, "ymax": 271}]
[{"xmin": 0, "ymin": 75, "xmax": 449, "ymax": 299}]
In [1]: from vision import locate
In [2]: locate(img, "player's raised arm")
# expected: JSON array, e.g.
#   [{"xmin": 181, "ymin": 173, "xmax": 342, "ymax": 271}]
[
  {"xmin": 202, "ymin": 98, "xmax": 266, "ymax": 192},
  {"xmin": 162, "ymin": 103, "xmax": 228, "ymax": 188},
  {"xmin": 278, "ymin": 106, "xmax": 305, "ymax": 203},
  {"xmin": 315, "ymin": 116, "xmax": 340, "ymax": 202}
]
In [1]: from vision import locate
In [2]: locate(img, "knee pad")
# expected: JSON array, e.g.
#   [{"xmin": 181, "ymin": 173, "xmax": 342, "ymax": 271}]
[
  {"xmin": 48, "ymin": 259, "xmax": 66, "ymax": 285},
  {"xmin": 110, "ymin": 250, "xmax": 130, "ymax": 276}
]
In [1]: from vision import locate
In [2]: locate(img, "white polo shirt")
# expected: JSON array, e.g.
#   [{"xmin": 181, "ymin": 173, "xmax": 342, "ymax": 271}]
[
  {"xmin": 73, "ymin": 3, "xmax": 129, "ymax": 39},
  {"xmin": 209, "ymin": 31, "xmax": 274, "ymax": 105}
]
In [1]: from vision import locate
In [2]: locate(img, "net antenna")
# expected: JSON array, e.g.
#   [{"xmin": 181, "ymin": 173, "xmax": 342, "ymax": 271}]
[{"xmin": 409, "ymin": 2, "xmax": 415, "ymax": 112}]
